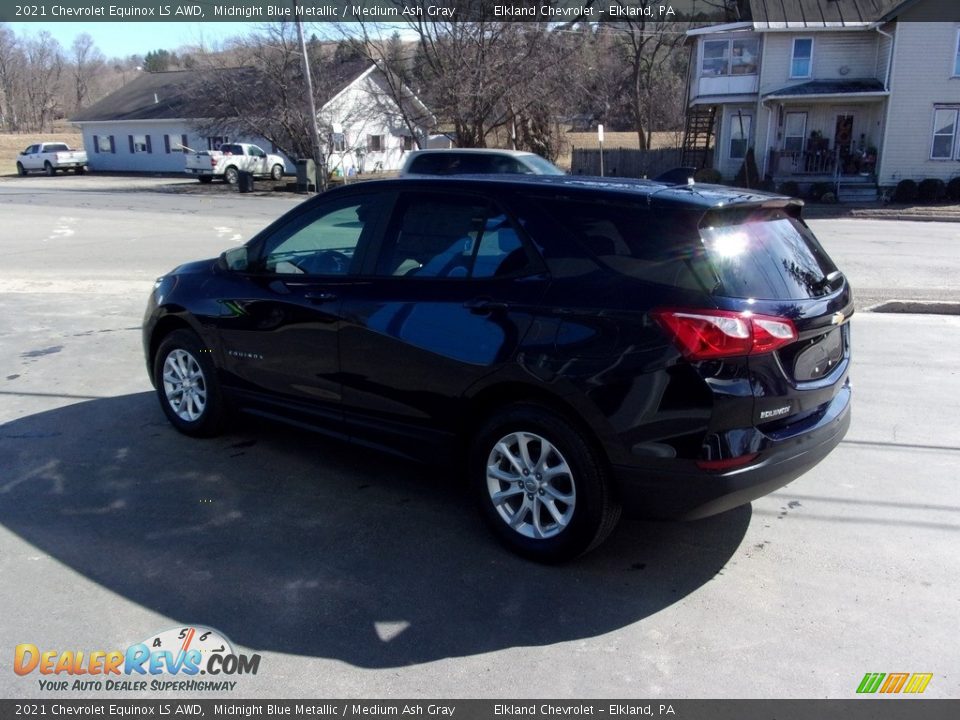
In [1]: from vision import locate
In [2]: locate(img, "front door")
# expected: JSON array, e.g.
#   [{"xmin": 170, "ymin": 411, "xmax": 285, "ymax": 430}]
[
  {"xmin": 214, "ymin": 190, "xmax": 393, "ymax": 423},
  {"xmin": 835, "ymin": 114, "xmax": 854, "ymax": 171}
]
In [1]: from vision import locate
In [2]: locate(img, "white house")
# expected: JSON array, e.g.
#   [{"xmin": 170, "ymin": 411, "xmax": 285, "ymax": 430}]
[
  {"xmin": 683, "ymin": 0, "xmax": 960, "ymax": 200},
  {"xmin": 71, "ymin": 63, "xmax": 436, "ymax": 176},
  {"xmin": 320, "ymin": 63, "xmax": 438, "ymax": 177}
]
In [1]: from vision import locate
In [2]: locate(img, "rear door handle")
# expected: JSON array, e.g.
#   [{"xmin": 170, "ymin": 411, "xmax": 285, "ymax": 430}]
[
  {"xmin": 464, "ymin": 297, "xmax": 509, "ymax": 314},
  {"xmin": 304, "ymin": 291, "xmax": 338, "ymax": 305}
]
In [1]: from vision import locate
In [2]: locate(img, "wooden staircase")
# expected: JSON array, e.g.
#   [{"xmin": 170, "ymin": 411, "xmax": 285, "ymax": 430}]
[{"xmin": 680, "ymin": 106, "xmax": 717, "ymax": 169}]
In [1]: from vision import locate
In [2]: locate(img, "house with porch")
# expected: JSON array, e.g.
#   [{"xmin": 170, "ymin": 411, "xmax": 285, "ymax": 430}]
[{"xmin": 682, "ymin": 0, "xmax": 960, "ymax": 201}]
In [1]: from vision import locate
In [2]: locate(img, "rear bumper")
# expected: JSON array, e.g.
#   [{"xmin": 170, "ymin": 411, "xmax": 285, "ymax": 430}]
[{"xmin": 611, "ymin": 383, "xmax": 851, "ymax": 520}]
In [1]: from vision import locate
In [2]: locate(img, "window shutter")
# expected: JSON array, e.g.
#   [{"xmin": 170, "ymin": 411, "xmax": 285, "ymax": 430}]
[
  {"xmin": 146, "ymin": 135, "xmax": 152, "ymax": 154},
  {"xmin": 109, "ymin": 136, "xmax": 115, "ymax": 153},
  {"xmin": 128, "ymin": 135, "xmax": 134, "ymax": 153},
  {"xmin": 181, "ymin": 134, "xmax": 188, "ymax": 153},
  {"xmin": 93, "ymin": 136, "xmax": 100, "ymax": 153},
  {"xmin": 163, "ymin": 135, "xmax": 170, "ymax": 153}
]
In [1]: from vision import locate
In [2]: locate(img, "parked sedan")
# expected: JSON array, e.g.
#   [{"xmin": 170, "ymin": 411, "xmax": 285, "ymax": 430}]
[{"xmin": 143, "ymin": 175, "xmax": 852, "ymax": 562}]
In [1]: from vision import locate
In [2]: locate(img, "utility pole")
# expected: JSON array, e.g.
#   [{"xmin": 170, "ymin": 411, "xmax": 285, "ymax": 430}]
[{"xmin": 294, "ymin": 12, "xmax": 326, "ymax": 191}]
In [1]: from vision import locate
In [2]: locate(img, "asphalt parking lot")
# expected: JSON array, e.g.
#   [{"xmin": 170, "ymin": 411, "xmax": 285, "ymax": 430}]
[{"xmin": 1, "ymin": 175, "xmax": 958, "ymax": 699}]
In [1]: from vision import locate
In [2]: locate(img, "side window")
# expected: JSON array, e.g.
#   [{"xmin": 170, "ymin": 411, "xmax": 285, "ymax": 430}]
[
  {"xmin": 471, "ymin": 214, "xmax": 530, "ymax": 278},
  {"xmin": 261, "ymin": 194, "xmax": 386, "ymax": 276},
  {"xmin": 376, "ymin": 194, "xmax": 533, "ymax": 279}
]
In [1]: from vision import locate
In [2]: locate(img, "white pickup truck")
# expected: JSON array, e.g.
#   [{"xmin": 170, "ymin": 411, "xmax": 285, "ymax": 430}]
[
  {"xmin": 17, "ymin": 142, "xmax": 88, "ymax": 176},
  {"xmin": 184, "ymin": 143, "xmax": 286, "ymax": 184}
]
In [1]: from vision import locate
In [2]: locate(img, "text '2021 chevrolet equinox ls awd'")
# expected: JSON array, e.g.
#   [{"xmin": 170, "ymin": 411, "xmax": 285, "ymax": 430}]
[{"xmin": 144, "ymin": 175, "xmax": 852, "ymax": 562}]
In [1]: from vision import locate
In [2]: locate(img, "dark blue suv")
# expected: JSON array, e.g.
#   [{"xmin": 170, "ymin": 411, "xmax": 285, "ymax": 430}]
[{"xmin": 143, "ymin": 176, "xmax": 851, "ymax": 562}]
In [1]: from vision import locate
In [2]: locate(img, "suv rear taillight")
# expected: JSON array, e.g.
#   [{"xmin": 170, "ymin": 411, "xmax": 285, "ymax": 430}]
[{"xmin": 653, "ymin": 309, "xmax": 797, "ymax": 360}]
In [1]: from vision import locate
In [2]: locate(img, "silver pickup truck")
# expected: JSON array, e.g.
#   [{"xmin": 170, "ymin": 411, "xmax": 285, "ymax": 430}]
[{"xmin": 17, "ymin": 142, "xmax": 88, "ymax": 176}]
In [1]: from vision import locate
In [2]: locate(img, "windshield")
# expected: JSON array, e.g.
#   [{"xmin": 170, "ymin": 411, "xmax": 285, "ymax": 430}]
[{"xmin": 522, "ymin": 155, "xmax": 565, "ymax": 175}]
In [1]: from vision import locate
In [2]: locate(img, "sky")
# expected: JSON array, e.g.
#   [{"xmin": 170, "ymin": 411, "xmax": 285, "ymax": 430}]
[{"xmin": 8, "ymin": 22, "xmax": 283, "ymax": 59}]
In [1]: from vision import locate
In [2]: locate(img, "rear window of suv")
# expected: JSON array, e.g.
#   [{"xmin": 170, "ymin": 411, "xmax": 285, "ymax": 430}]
[{"xmin": 535, "ymin": 197, "xmax": 838, "ymax": 300}]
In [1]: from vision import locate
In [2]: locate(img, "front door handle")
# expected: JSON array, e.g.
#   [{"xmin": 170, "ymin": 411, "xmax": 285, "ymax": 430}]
[
  {"xmin": 304, "ymin": 291, "xmax": 338, "ymax": 305},
  {"xmin": 464, "ymin": 297, "xmax": 509, "ymax": 314}
]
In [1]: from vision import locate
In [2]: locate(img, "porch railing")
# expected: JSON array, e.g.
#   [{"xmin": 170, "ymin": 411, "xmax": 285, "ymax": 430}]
[{"xmin": 769, "ymin": 147, "xmax": 840, "ymax": 176}]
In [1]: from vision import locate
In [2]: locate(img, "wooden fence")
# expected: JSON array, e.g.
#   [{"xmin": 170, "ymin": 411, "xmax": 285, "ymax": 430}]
[{"xmin": 571, "ymin": 147, "xmax": 710, "ymax": 179}]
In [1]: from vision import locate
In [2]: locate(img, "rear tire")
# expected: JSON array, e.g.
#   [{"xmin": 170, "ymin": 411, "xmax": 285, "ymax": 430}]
[
  {"xmin": 471, "ymin": 403, "xmax": 621, "ymax": 563},
  {"xmin": 16, "ymin": 162, "xmax": 26, "ymax": 176},
  {"xmin": 224, "ymin": 166, "xmax": 239, "ymax": 185},
  {"xmin": 198, "ymin": 176, "xmax": 213, "ymax": 184},
  {"xmin": 153, "ymin": 329, "xmax": 225, "ymax": 438},
  {"xmin": 270, "ymin": 164, "xmax": 284, "ymax": 181},
  {"xmin": 44, "ymin": 161, "xmax": 55, "ymax": 176},
  {"xmin": 74, "ymin": 166, "xmax": 85, "ymax": 174}
]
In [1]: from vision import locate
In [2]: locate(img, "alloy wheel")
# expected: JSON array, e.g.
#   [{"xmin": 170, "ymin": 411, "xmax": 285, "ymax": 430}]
[
  {"xmin": 486, "ymin": 431, "xmax": 576, "ymax": 540},
  {"xmin": 162, "ymin": 349, "xmax": 207, "ymax": 422}
]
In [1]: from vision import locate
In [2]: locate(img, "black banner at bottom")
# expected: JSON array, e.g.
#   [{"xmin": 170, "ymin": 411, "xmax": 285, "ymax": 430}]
[{"xmin": 1, "ymin": 700, "xmax": 958, "ymax": 720}]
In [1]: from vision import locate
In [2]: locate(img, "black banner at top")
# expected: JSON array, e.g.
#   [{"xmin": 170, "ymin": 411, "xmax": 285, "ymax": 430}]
[{"xmin": 1, "ymin": 0, "xmax": 959, "ymax": 24}]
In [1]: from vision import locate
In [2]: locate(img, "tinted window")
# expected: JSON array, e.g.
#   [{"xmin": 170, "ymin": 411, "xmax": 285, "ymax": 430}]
[
  {"xmin": 536, "ymin": 197, "xmax": 836, "ymax": 299},
  {"xmin": 407, "ymin": 153, "xmax": 538, "ymax": 175},
  {"xmin": 376, "ymin": 194, "xmax": 533, "ymax": 279},
  {"xmin": 261, "ymin": 195, "xmax": 386, "ymax": 276},
  {"xmin": 698, "ymin": 217, "xmax": 837, "ymax": 299},
  {"xmin": 45, "ymin": 143, "xmax": 69, "ymax": 152}
]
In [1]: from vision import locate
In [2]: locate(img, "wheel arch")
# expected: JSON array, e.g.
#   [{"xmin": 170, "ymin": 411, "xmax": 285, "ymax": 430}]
[
  {"xmin": 147, "ymin": 312, "xmax": 206, "ymax": 379},
  {"xmin": 462, "ymin": 381, "xmax": 615, "ymax": 470}
]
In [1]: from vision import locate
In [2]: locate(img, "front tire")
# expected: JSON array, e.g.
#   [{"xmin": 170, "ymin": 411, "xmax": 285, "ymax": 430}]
[
  {"xmin": 270, "ymin": 164, "xmax": 284, "ymax": 181},
  {"xmin": 153, "ymin": 329, "xmax": 225, "ymax": 437},
  {"xmin": 16, "ymin": 162, "xmax": 26, "ymax": 176},
  {"xmin": 471, "ymin": 404, "xmax": 621, "ymax": 563},
  {"xmin": 44, "ymin": 161, "xmax": 55, "ymax": 176},
  {"xmin": 224, "ymin": 166, "xmax": 239, "ymax": 185}
]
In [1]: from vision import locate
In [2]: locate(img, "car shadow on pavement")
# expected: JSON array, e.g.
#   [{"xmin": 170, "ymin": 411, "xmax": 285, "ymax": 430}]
[{"xmin": 0, "ymin": 392, "xmax": 750, "ymax": 668}]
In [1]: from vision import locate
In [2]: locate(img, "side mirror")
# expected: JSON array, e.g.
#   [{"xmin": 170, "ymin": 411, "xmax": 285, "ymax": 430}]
[{"xmin": 220, "ymin": 246, "xmax": 249, "ymax": 272}]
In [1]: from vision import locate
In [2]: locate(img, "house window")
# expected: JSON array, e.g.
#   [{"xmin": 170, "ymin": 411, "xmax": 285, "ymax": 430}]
[
  {"xmin": 729, "ymin": 113, "xmax": 752, "ymax": 160},
  {"xmin": 702, "ymin": 40, "xmax": 729, "ymax": 76},
  {"xmin": 954, "ymin": 30, "xmax": 960, "ymax": 76},
  {"xmin": 791, "ymin": 38, "xmax": 813, "ymax": 78},
  {"xmin": 130, "ymin": 134, "xmax": 150, "ymax": 153},
  {"xmin": 207, "ymin": 136, "xmax": 228, "ymax": 151},
  {"xmin": 331, "ymin": 132, "xmax": 346, "ymax": 152},
  {"xmin": 701, "ymin": 38, "xmax": 759, "ymax": 77},
  {"xmin": 783, "ymin": 112, "xmax": 807, "ymax": 154},
  {"xmin": 367, "ymin": 134, "xmax": 385, "ymax": 152},
  {"xmin": 402, "ymin": 135, "xmax": 414, "ymax": 152},
  {"xmin": 930, "ymin": 107, "xmax": 958, "ymax": 160},
  {"xmin": 95, "ymin": 135, "xmax": 113, "ymax": 153}
]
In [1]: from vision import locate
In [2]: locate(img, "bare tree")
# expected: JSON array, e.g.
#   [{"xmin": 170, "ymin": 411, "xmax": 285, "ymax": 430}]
[
  {"xmin": 22, "ymin": 32, "xmax": 64, "ymax": 131},
  {"xmin": 190, "ymin": 23, "xmax": 374, "ymax": 170},
  {"xmin": 0, "ymin": 23, "xmax": 26, "ymax": 130},
  {"xmin": 71, "ymin": 33, "xmax": 105, "ymax": 114}
]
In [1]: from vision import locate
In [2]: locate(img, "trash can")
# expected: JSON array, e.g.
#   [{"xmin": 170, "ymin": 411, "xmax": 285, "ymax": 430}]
[
  {"xmin": 295, "ymin": 159, "xmax": 316, "ymax": 192},
  {"xmin": 237, "ymin": 170, "xmax": 254, "ymax": 193}
]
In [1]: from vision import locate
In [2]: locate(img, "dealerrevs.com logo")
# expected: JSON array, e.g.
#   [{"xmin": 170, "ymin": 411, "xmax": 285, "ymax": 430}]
[{"xmin": 14, "ymin": 626, "xmax": 260, "ymax": 693}]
